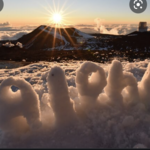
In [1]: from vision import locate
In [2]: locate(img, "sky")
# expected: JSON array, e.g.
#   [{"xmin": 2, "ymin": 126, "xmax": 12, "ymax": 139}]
[{"xmin": 0, "ymin": 0, "xmax": 150, "ymax": 26}]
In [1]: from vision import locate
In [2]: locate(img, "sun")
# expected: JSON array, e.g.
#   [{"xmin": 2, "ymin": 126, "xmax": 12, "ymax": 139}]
[
  {"xmin": 39, "ymin": 1, "xmax": 75, "ymax": 27},
  {"xmin": 52, "ymin": 13, "xmax": 62, "ymax": 24}
]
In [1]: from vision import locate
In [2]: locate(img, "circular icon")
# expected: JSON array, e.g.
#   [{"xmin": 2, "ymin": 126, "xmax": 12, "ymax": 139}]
[
  {"xmin": 0, "ymin": 0, "xmax": 4, "ymax": 11},
  {"xmin": 130, "ymin": 0, "xmax": 147, "ymax": 13}
]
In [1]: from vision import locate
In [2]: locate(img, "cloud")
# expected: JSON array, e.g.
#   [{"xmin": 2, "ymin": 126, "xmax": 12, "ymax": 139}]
[
  {"xmin": 0, "ymin": 25, "xmax": 37, "ymax": 32},
  {"xmin": 0, "ymin": 21, "xmax": 147, "ymax": 41},
  {"xmin": 0, "ymin": 31, "xmax": 29, "ymax": 40},
  {"xmin": 94, "ymin": 18, "xmax": 121, "ymax": 35},
  {"xmin": 0, "ymin": 22, "xmax": 38, "ymax": 40},
  {"xmin": 0, "ymin": 27, "xmax": 22, "ymax": 31},
  {"xmin": 93, "ymin": 18, "xmax": 140, "ymax": 35},
  {"xmin": 0, "ymin": 22, "xmax": 10, "ymax": 27},
  {"xmin": 77, "ymin": 27, "xmax": 99, "ymax": 33},
  {"xmin": 72, "ymin": 20, "xmax": 139, "ymax": 35},
  {"xmin": 75, "ymin": 24, "xmax": 95, "ymax": 28}
]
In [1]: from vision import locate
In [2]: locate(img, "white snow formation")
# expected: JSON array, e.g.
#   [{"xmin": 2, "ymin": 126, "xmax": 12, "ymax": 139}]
[
  {"xmin": 0, "ymin": 60, "xmax": 150, "ymax": 148},
  {"xmin": 47, "ymin": 66, "xmax": 76, "ymax": 126},
  {"xmin": 0, "ymin": 77, "xmax": 41, "ymax": 133},
  {"xmin": 2, "ymin": 42, "xmax": 15, "ymax": 48},
  {"xmin": 16, "ymin": 42, "xmax": 23, "ymax": 48},
  {"xmin": 105, "ymin": 60, "xmax": 139, "ymax": 108},
  {"xmin": 76, "ymin": 61, "xmax": 107, "ymax": 110}
]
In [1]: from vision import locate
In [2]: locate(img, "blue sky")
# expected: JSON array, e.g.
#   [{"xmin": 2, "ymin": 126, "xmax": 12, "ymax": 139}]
[{"xmin": 0, "ymin": 0, "xmax": 150, "ymax": 26}]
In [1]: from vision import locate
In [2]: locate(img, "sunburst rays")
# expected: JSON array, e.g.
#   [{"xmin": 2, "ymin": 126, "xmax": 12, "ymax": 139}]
[{"xmin": 26, "ymin": 0, "xmax": 79, "ymax": 50}]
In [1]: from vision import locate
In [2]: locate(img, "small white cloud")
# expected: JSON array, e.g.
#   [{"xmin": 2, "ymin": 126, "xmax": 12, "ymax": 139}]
[{"xmin": 0, "ymin": 22, "xmax": 10, "ymax": 27}]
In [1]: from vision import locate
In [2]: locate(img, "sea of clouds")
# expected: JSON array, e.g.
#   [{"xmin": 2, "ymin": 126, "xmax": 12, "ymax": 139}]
[
  {"xmin": 0, "ymin": 20, "xmax": 149, "ymax": 41},
  {"xmin": 0, "ymin": 22, "xmax": 36, "ymax": 40},
  {"xmin": 75, "ymin": 18, "xmax": 150, "ymax": 35}
]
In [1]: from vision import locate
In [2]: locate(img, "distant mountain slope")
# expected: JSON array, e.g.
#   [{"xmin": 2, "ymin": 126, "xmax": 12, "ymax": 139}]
[
  {"xmin": 127, "ymin": 31, "xmax": 150, "ymax": 36},
  {"xmin": 18, "ymin": 25, "xmax": 94, "ymax": 50}
]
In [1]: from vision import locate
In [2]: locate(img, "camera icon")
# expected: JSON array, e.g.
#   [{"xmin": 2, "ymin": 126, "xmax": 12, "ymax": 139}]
[
  {"xmin": 0, "ymin": 0, "xmax": 4, "ymax": 11},
  {"xmin": 130, "ymin": 0, "xmax": 147, "ymax": 13}
]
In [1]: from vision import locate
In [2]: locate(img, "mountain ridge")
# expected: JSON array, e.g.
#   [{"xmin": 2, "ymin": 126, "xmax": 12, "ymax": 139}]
[{"xmin": 18, "ymin": 25, "xmax": 94, "ymax": 50}]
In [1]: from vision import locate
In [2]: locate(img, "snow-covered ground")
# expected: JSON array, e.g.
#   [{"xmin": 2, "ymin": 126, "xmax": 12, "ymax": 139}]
[{"xmin": 0, "ymin": 60, "xmax": 150, "ymax": 148}]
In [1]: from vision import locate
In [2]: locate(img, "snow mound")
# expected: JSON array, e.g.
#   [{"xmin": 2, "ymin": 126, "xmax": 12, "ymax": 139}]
[
  {"xmin": 0, "ymin": 77, "xmax": 41, "ymax": 133},
  {"xmin": 3, "ymin": 42, "xmax": 15, "ymax": 48}
]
